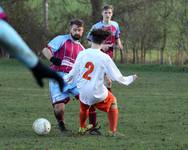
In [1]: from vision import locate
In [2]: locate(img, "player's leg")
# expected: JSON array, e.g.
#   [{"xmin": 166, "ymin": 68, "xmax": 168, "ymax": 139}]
[
  {"xmin": 95, "ymin": 91, "xmax": 118, "ymax": 133},
  {"xmin": 79, "ymin": 101, "xmax": 89, "ymax": 128},
  {"xmin": 79, "ymin": 100, "xmax": 93, "ymax": 134},
  {"xmin": 88, "ymin": 106, "xmax": 102, "ymax": 135},
  {"xmin": 71, "ymin": 87, "xmax": 98, "ymax": 128},
  {"xmin": 70, "ymin": 87, "xmax": 88, "ymax": 131},
  {"xmin": 49, "ymin": 78, "xmax": 70, "ymax": 132},
  {"xmin": 74, "ymin": 94, "xmax": 88, "ymax": 128},
  {"xmin": 108, "ymin": 98, "xmax": 118, "ymax": 133},
  {"xmin": 53, "ymin": 99, "xmax": 70, "ymax": 132},
  {"xmin": 89, "ymin": 106, "xmax": 97, "ymax": 127}
]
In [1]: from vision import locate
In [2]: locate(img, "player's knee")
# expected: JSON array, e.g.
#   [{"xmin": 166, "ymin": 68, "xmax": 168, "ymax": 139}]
[
  {"xmin": 110, "ymin": 98, "xmax": 118, "ymax": 109},
  {"xmin": 54, "ymin": 103, "xmax": 65, "ymax": 113},
  {"xmin": 75, "ymin": 95, "xmax": 79, "ymax": 100},
  {"xmin": 89, "ymin": 106, "xmax": 96, "ymax": 112}
]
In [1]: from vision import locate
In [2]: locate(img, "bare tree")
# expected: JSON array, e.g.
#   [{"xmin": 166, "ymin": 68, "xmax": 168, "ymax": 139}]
[
  {"xmin": 156, "ymin": 0, "xmax": 173, "ymax": 64},
  {"xmin": 175, "ymin": 0, "xmax": 188, "ymax": 64},
  {"xmin": 43, "ymin": 0, "xmax": 49, "ymax": 33},
  {"xmin": 90, "ymin": 0, "xmax": 103, "ymax": 23}
]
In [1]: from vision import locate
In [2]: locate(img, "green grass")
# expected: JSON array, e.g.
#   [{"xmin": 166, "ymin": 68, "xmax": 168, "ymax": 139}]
[{"xmin": 0, "ymin": 59, "xmax": 188, "ymax": 150}]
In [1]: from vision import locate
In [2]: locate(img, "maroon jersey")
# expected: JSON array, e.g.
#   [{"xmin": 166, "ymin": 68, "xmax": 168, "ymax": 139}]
[
  {"xmin": 87, "ymin": 21, "xmax": 120, "ymax": 58},
  {"xmin": 47, "ymin": 34, "xmax": 84, "ymax": 73}
]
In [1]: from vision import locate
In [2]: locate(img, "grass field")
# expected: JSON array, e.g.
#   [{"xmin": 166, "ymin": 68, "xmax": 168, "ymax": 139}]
[{"xmin": 0, "ymin": 59, "xmax": 188, "ymax": 150}]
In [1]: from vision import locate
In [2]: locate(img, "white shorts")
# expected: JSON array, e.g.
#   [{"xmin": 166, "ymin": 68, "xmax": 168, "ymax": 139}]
[{"xmin": 49, "ymin": 72, "xmax": 79, "ymax": 104}]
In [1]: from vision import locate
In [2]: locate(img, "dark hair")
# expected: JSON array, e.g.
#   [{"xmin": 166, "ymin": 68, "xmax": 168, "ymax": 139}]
[
  {"xmin": 90, "ymin": 29, "xmax": 111, "ymax": 44},
  {"xmin": 102, "ymin": 5, "xmax": 114, "ymax": 11},
  {"xmin": 70, "ymin": 19, "xmax": 84, "ymax": 27}
]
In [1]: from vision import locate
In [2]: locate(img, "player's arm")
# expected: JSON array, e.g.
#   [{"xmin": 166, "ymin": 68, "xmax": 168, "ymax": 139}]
[
  {"xmin": 0, "ymin": 20, "xmax": 64, "ymax": 90},
  {"xmin": 116, "ymin": 38, "xmax": 125, "ymax": 62},
  {"xmin": 115, "ymin": 23, "xmax": 125, "ymax": 62},
  {"xmin": 105, "ymin": 56, "xmax": 137, "ymax": 86},
  {"xmin": 42, "ymin": 47, "xmax": 53, "ymax": 60},
  {"xmin": 116, "ymin": 38, "xmax": 124, "ymax": 51},
  {"xmin": 31, "ymin": 61, "xmax": 64, "ymax": 91},
  {"xmin": 104, "ymin": 74, "xmax": 112, "ymax": 88},
  {"xmin": 42, "ymin": 47, "xmax": 61, "ymax": 66}
]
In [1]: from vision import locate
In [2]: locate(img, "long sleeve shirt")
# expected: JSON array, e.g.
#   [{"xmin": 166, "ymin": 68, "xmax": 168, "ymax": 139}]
[{"xmin": 65, "ymin": 48, "xmax": 135, "ymax": 105}]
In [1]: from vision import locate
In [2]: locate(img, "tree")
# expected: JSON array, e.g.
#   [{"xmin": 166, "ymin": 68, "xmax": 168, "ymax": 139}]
[
  {"xmin": 90, "ymin": 0, "xmax": 103, "ymax": 23},
  {"xmin": 175, "ymin": 0, "xmax": 188, "ymax": 64},
  {"xmin": 155, "ymin": 0, "xmax": 173, "ymax": 64},
  {"xmin": 43, "ymin": 0, "xmax": 49, "ymax": 33}
]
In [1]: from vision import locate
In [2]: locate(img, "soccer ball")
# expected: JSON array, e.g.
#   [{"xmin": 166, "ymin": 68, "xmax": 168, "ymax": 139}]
[{"xmin": 32, "ymin": 118, "xmax": 51, "ymax": 135}]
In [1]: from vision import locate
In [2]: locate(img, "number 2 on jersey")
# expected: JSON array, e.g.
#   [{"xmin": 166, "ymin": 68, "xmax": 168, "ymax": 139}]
[{"xmin": 83, "ymin": 62, "xmax": 94, "ymax": 80}]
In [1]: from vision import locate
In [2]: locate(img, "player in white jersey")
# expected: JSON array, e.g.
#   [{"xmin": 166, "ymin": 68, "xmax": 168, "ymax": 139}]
[
  {"xmin": 65, "ymin": 29, "xmax": 137, "ymax": 135},
  {"xmin": 86, "ymin": 5, "xmax": 126, "ymax": 128},
  {"xmin": 0, "ymin": 6, "xmax": 63, "ymax": 90},
  {"xmin": 42, "ymin": 19, "xmax": 99, "ymax": 133}
]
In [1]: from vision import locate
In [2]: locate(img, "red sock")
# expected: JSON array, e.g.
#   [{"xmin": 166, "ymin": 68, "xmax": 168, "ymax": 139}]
[
  {"xmin": 80, "ymin": 102, "xmax": 89, "ymax": 128},
  {"xmin": 80, "ymin": 110, "xmax": 89, "ymax": 128},
  {"xmin": 108, "ymin": 108, "xmax": 118, "ymax": 132},
  {"xmin": 89, "ymin": 106, "xmax": 96, "ymax": 126}
]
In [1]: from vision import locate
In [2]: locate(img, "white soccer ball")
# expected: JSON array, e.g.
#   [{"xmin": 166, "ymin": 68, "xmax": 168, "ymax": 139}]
[{"xmin": 33, "ymin": 118, "xmax": 51, "ymax": 135}]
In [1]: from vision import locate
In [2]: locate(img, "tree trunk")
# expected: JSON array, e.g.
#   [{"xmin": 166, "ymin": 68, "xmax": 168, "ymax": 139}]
[
  {"xmin": 132, "ymin": 47, "xmax": 136, "ymax": 64},
  {"xmin": 120, "ymin": 49, "xmax": 125, "ymax": 64},
  {"xmin": 149, "ymin": 49, "xmax": 152, "ymax": 64},
  {"xmin": 140, "ymin": 37, "xmax": 145, "ymax": 64},
  {"xmin": 44, "ymin": 0, "xmax": 49, "ymax": 33},
  {"xmin": 90, "ymin": 0, "xmax": 103, "ymax": 23},
  {"xmin": 144, "ymin": 47, "xmax": 146, "ymax": 63},
  {"xmin": 136, "ymin": 48, "xmax": 139, "ymax": 63},
  {"xmin": 160, "ymin": 27, "xmax": 167, "ymax": 64}
]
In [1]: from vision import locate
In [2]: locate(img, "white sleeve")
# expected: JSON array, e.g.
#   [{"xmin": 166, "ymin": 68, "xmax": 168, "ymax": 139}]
[{"xmin": 105, "ymin": 56, "xmax": 135, "ymax": 86}]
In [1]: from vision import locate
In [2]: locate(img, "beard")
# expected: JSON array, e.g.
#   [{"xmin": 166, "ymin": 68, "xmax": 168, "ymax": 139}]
[{"xmin": 71, "ymin": 34, "xmax": 81, "ymax": 41}]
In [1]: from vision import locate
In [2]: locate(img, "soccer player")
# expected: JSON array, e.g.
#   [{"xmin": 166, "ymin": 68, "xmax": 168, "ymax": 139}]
[
  {"xmin": 87, "ymin": 4, "xmax": 124, "ymax": 60},
  {"xmin": 87, "ymin": 4, "xmax": 125, "ymax": 128},
  {"xmin": 0, "ymin": 6, "xmax": 63, "ymax": 90},
  {"xmin": 65, "ymin": 28, "xmax": 137, "ymax": 136},
  {"xmin": 42, "ymin": 19, "xmax": 98, "ymax": 133}
]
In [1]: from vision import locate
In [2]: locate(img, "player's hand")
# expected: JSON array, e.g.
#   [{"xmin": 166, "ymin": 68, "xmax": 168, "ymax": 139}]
[
  {"xmin": 50, "ymin": 56, "xmax": 62, "ymax": 66},
  {"xmin": 133, "ymin": 75, "xmax": 138, "ymax": 81},
  {"xmin": 106, "ymin": 77, "xmax": 112, "ymax": 88},
  {"xmin": 104, "ymin": 75, "xmax": 112, "ymax": 88},
  {"xmin": 101, "ymin": 44, "xmax": 113, "ymax": 52},
  {"xmin": 31, "ymin": 61, "xmax": 64, "ymax": 91}
]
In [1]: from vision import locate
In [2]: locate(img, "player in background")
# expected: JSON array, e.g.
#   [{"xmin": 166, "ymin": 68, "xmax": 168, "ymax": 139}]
[
  {"xmin": 87, "ymin": 5, "xmax": 125, "ymax": 62},
  {"xmin": 0, "ymin": 6, "xmax": 64, "ymax": 90},
  {"xmin": 65, "ymin": 29, "xmax": 137, "ymax": 136},
  {"xmin": 86, "ymin": 4, "xmax": 125, "ymax": 129},
  {"xmin": 42, "ymin": 19, "xmax": 98, "ymax": 133}
]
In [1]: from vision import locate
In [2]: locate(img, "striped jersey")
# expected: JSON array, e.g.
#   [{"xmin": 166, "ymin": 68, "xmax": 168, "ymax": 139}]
[
  {"xmin": 47, "ymin": 34, "xmax": 84, "ymax": 73},
  {"xmin": 87, "ymin": 21, "xmax": 120, "ymax": 57}
]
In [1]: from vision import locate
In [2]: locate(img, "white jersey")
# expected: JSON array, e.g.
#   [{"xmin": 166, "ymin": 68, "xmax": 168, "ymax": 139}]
[{"xmin": 65, "ymin": 48, "xmax": 135, "ymax": 105}]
